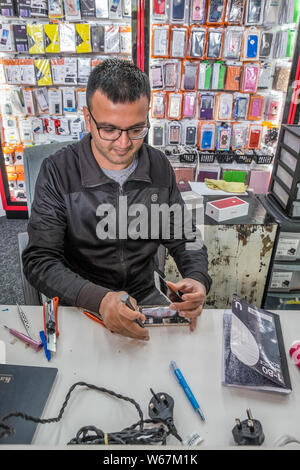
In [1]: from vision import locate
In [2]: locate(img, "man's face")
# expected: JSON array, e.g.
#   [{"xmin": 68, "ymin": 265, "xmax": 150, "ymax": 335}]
[{"xmin": 84, "ymin": 90, "xmax": 149, "ymax": 170}]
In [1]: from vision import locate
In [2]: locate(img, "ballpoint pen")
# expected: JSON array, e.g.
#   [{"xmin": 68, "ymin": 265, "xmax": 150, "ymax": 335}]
[
  {"xmin": 170, "ymin": 360, "xmax": 205, "ymax": 422},
  {"xmin": 4, "ymin": 325, "xmax": 42, "ymax": 352}
]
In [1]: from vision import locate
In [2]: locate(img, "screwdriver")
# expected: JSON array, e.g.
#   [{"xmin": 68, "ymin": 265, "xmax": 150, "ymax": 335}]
[
  {"xmin": 120, "ymin": 294, "xmax": 145, "ymax": 328},
  {"xmin": 4, "ymin": 325, "xmax": 43, "ymax": 352}
]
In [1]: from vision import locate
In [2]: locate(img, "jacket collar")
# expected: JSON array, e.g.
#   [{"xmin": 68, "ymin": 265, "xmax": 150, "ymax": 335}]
[{"xmin": 78, "ymin": 133, "xmax": 152, "ymax": 188}]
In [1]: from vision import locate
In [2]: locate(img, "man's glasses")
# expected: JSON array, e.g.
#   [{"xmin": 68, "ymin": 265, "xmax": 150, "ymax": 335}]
[{"xmin": 89, "ymin": 108, "xmax": 150, "ymax": 141}]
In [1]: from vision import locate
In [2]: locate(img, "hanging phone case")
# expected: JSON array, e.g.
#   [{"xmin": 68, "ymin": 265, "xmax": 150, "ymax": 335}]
[
  {"xmin": 206, "ymin": 28, "xmax": 224, "ymax": 59},
  {"xmin": 260, "ymin": 31, "xmax": 273, "ymax": 58},
  {"xmin": 185, "ymin": 125, "xmax": 197, "ymax": 145},
  {"xmin": 171, "ymin": 0, "xmax": 186, "ymax": 21},
  {"xmin": 165, "ymin": 61, "xmax": 179, "ymax": 90},
  {"xmin": 167, "ymin": 93, "xmax": 183, "ymax": 120},
  {"xmin": 225, "ymin": 64, "xmax": 242, "ymax": 91},
  {"xmin": 245, "ymin": 0, "xmax": 264, "ymax": 24},
  {"xmin": 231, "ymin": 123, "xmax": 248, "ymax": 149},
  {"xmin": 152, "ymin": 25, "xmax": 169, "ymax": 57},
  {"xmin": 152, "ymin": 123, "xmax": 165, "ymax": 146},
  {"xmin": 207, "ymin": 0, "xmax": 226, "ymax": 24},
  {"xmin": 223, "ymin": 27, "xmax": 243, "ymax": 59},
  {"xmin": 248, "ymin": 125, "xmax": 262, "ymax": 148},
  {"xmin": 182, "ymin": 92, "xmax": 197, "ymax": 118},
  {"xmin": 200, "ymin": 123, "xmax": 216, "ymax": 150},
  {"xmin": 170, "ymin": 26, "xmax": 188, "ymax": 58},
  {"xmin": 150, "ymin": 64, "xmax": 164, "ymax": 89},
  {"xmin": 151, "ymin": 92, "xmax": 166, "ymax": 119},
  {"xmin": 168, "ymin": 121, "xmax": 182, "ymax": 145},
  {"xmin": 189, "ymin": 27, "xmax": 206, "ymax": 58},
  {"xmin": 217, "ymin": 126, "xmax": 231, "ymax": 150},
  {"xmin": 241, "ymin": 63, "xmax": 259, "ymax": 93},
  {"xmin": 247, "ymin": 95, "xmax": 264, "ymax": 120},
  {"xmin": 226, "ymin": 0, "xmax": 245, "ymax": 24},
  {"xmin": 217, "ymin": 93, "xmax": 233, "ymax": 120},
  {"xmin": 200, "ymin": 93, "xmax": 214, "ymax": 119},
  {"xmin": 190, "ymin": 0, "xmax": 206, "ymax": 23},
  {"xmin": 181, "ymin": 62, "xmax": 198, "ymax": 90},
  {"xmin": 233, "ymin": 95, "xmax": 248, "ymax": 119}
]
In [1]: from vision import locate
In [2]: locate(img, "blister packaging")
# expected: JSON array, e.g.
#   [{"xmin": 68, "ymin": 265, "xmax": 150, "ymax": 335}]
[
  {"xmin": 63, "ymin": 87, "xmax": 76, "ymax": 112},
  {"xmin": 76, "ymin": 88, "xmax": 87, "ymax": 110},
  {"xmin": 23, "ymin": 88, "xmax": 35, "ymax": 115},
  {"xmin": 198, "ymin": 61, "xmax": 213, "ymax": 89},
  {"xmin": 48, "ymin": 88, "xmax": 63, "ymax": 115},
  {"xmin": 152, "ymin": 0, "xmax": 168, "ymax": 20},
  {"xmin": 207, "ymin": 0, "xmax": 227, "ymax": 24},
  {"xmin": 151, "ymin": 91, "xmax": 166, "ymax": 119},
  {"xmin": 59, "ymin": 23, "xmax": 76, "ymax": 52},
  {"xmin": 181, "ymin": 61, "xmax": 198, "ymax": 91},
  {"xmin": 244, "ymin": 0, "xmax": 265, "ymax": 25},
  {"xmin": 247, "ymin": 94, "xmax": 264, "ymax": 120},
  {"xmin": 264, "ymin": 93, "xmax": 282, "ymax": 122},
  {"xmin": 168, "ymin": 121, "xmax": 182, "ymax": 145},
  {"xmin": 44, "ymin": 24, "xmax": 60, "ymax": 53},
  {"xmin": 31, "ymin": 0, "xmax": 48, "ymax": 17},
  {"xmin": 182, "ymin": 119, "xmax": 198, "ymax": 145},
  {"xmin": 35, "ymin": 59, "xmax": 52, "ymax": 86},
  {"xmin": 215, "ymin": 92, "xmax": 233, "ymax": 121},
  {"xmin": 80, "ymin": 0, "xmax": 96, "ymax": 18},
  {"xmin": 223, "ymin": 27, "xmax": 243, "ymax": 59},
  {"xmin": 165, "ymin": 60, "xmax": 181, "ymax": 90},
  {"xmin": 10, "ymin": 88, "xmax": 25, "ymax": 115},
  {"xmin": 216, "ymin": 124, "xmax": 232, "ymax": 151},
  {"xmin": 258, "ymin": 61, "xmax": 273, "ymax": 89},
  {"xmin": 182, "ymin": 92, "xmax": 197, "ymax": 118},
  {"xmin": 199, "ymin": 92, "xmax": 215, "ymax": 120},
  {"xmin": 248, "ymin": 124, "xmax": 263, "ymax": 149},
  {"xmin": 241, "ymin": 28, "xmax": 260, "ymax": 61},
  {"xmin": 263, "ymin": 0, "xmax": 282, "ymax": 25},
  {"xmin": 150, "ymin": 62, "xmax": 164, "ymax": 90},
  {"xmin": 34, "ymin": 87, "xmax": 49, "ymax": 113},
  {"xmin": 211, "ymin": 61, "xmax": 226, "ymax": 89},
  {"xmin": 232, "ymin": 92, "xmax": 249, "ymax": 119},
  {"xmin": 272, "ymin": 64, "xmax": 291, "ymax": 92},
  {"xmin": 170, "ymin": 25, "xmax": 188, "ymax": 58},
  {"xmin": 108, "ymin": 0, "xmax": 123, "ymax": 19},
  {"xmin": 260, "ymin": 30, "xmax": 274, "ymax": 58},
  {"xmin": 27, "ymin": 23, "xmax": 45, "ymax": 54},
  {"xmin": 64, "ymin": 0, "xmax": 81, "ymax": 20},
  {"xmin": 48, "ymin": 0, "xmax": 63, "ymax": 18},
  {"xmin": 104, "ymin": 25, "xmax": 120, "ymax": 53},
  {"xmin": 167, "ymin": 92, "xmax": 183, "ymax": 120},
  {"xmin": 225, "ymin": 62, "xmax": 242, "ymax": 91},
  {"xmin": 13, "ymin": 24, "xmax": 28, "ymax": 53},
  {"xmin": 240, "ymin": 62, "xmax": 260, "ymax": 93},
  {"xmin": 231, "ymin": 122, "xmax": 249, "ymax": 149},
  {"xmin": 0, "ymin": 0, "xmax": 16, "ymax": 16},
  {"xmin": 151, "ymin": 24, "xmax": 169, "ymax": 58},
  {"xmin": 150, "ymin": 121, "xmax": 166, "ymax": 147},
  {"xmin": 206, "ymin": 27, "xmax": 224, "ymax": 59},
  {"xmin": 0, "ymin": 24, "xmax": 15, "ymax": 53},
  {"xmin": 188, "ymin": 26, "xmax": 206, "ymax": 58},
  {"xmin": 19, "ymin": 117, "xmax": 34, "ymax": 143},
  {"xmin": 199, "ymin": 121, "xmax": 216, "ymax": 150},
  {"xmin": 91, "ymin": 24, "xmax": 105, "ymax": 53},
  {"xmin": 170, "ymin": 0, "xmax": 188, "ymax": 23},
  {"xmin": 95, "ymin": 0, "xmax": 109, "ymax": 17},
  {"xmin": 76, "ymin": 24, "xmax": 92, "ymax": 53},
  {"xmin": 78, "ymin": 57, "xmax": 91, "ymax": 84},
  {"xmin": 190, "ymin": 0, "xmax": 206, "ymax": 23},
  {"xmin": 119, "ymin": 25, "xmax": 132, "ymax": 54},
  {"xmin": 225, "ymin": 0, "xmax": 245, "ymax": 24}
]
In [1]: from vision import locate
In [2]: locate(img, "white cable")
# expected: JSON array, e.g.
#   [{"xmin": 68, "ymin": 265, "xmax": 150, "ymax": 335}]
[{"xmin": 273, "ymin": 434, "xmax": 300, "ymax": 447}]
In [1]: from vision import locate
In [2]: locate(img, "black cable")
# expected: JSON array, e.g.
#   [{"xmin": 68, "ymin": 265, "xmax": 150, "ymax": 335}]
[{"xmin": 0, "ymin": 381, "xmax": 182, "ymax": 445}]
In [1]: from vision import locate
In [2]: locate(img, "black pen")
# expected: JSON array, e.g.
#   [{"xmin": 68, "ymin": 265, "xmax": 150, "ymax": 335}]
[{"xmin": 121, "ymin": 293, "xmax": 145, "ymax": 328}]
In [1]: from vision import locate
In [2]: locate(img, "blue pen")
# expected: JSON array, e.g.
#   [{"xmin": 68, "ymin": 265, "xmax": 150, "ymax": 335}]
[
  {"xmin": 170, "ymin": 361, "xmax": 205, "ymax": 422},
  {"xmin": 40, "ymin": 330, "xmax": 51, "ymax": 361}
]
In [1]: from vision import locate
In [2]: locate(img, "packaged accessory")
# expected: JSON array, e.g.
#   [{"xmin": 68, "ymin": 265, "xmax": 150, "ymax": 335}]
[
  {"xmin": 167, "ymin": 93, "xmax": 183, "ymax": 120},
  {"xmin": 190, "ymin": 0, "xmax": 206, "ymax": 23},
  {"xmin": 48, "ymin": 88, "xmax": 62, "ymax": 115},
  {"xmin": 10, "ymin": 88, "xmax": 25, "ymax": 115},
  {"xmin": 170, "ymin": 0, "xmax": 187, "ymax": 22},
  {"xmin": 242, "ymin": 28, "xmax": 260, "ymax": 61},
  {"xmin": 225, "ymin": 0, "xmax": 245, "ymax": 24},
  {"xmin": 181, "ymin": 61, "xmax": 198, "ymax": 91},
  {"xmin": 35, "ymin": 59, "xmax": 52, "ymax": 86},
  {"xmin": 231, "ymin": 122, "xmax": 248, "ymax": 149},
  {"xmin": 76, "ymin": 88, "xmax": 87, "ymax": 110},
  {"xmin": 182, "ymin": 92, "xmax": 197, "ymax": 118},
  {"xmin": 199, "ymin": 122, "xmax": 216, "ymax": 150},
  {"xmin": 170, "ymin": 26, "xmax": 188, "ymax": 58},
  {"xmin": 264, "ymin": 94, "xmax": 282, "ymax": 122},
  {"xmin": 150, "ymin": 63, "xmax": 164, "ymax": 90},
  {"xmin": 168, "ymin": 121, "xmax": 182, "ymax": 145},
  {"xmin": 245, "ymin": 0, "xmax": 265, "ymax": 25},
  {"xmin": 211, "ymin": 61, "xmax": 226, "ymax": 89},
  {"xmin": 247, "ymin": 94, "xmax": 264, "ymax": 120},
  {"xmin": 258, "ymin": 61, "xmax": 273, "ymax": 89},
  {"xmin": 0, "ymin": 0, "xmax": 16, "ymax": 16},
  {"xmin": 199, "ymin": 93, "xmax": 214, "ymax": 120},
  {"xmin": 223, "ymin": 27, "xmax": 243, "ymax": 59},
  {"xmin": 264, "ymin": 0, "xmax": 281, "ymax": 24},
  {"xmin": 63, "ymin": 88, "xmax": 76, "ymax": 112},
  {"xmin": 23, "ymin": 88, "xmax": 35, "ymax": 115},
  {"xmin": 80, "ymin": 0, "xmax": 96, "ymax": 17},
  {"xmin": 165, "ymin": 61, "xmax": 180, "ymax": 90},
  {"xmin": 3, "ymin": 116, "xmax": 20, "ymax": 144},
  {"xmin": 215, "ymin": 93, "xmax": 233, "ymax": 121},
  {"xmin": 151, "ymin": 91, "xmax": 166, "ymax": 119},
  {"xmin": 225, "ymin": 63, "xmax": 242, "ymax": 91},
  {"xmin": 17, "ymin": 0, "xmax": 32, "ymax": 17},
  {"xmin": 183, "ymin": 120, "xmax": 198, "ymax": 145},
  {"xmin": 151, "ymin": 24, "xmax": 169, "ymax": 58},
  {"xmin": 34, "ymin": 87, "xmax": 49, "ymax": 113},
  {"xmin": 248, "ymin": 124, "xmax": 262, "ymax": 149},
  {"xmin": 91, "ymin": 24, "xmax": 105, "ymax": 52},
  {"xmin": 153, "ymin": 0, "xmax": 167, "ymax": 20},
  {"xmin": 272, "ymin": 65, "xmax": 291, "ymax": 92},
  {"xmin": 206, "ymin": 27, "xmax": 224, "ymax": 59},
  {"xmin": 207, "ymin": 0, "xmax": 227, "ymax": 24},
  {"xmin": 151, "ymin": 121, "xmax": 166, "ymax": 146},
  {"xmin": 27, "ymin": 24, "xmax": 45, "ymax": 54},
  {"xmin": 76, "ymin": 24, "xmax": 92, "ymax": 53},
  {"xmin": 44, "ymin": 24, "xmax": 60, "ymax": 53},
  {"xmin": 232, "ymin": 93, "xmax": 249, "ymax": 119},
  {"xmin": 59, "ymin": 23, "xmax": 76, "ymax": 52},
  {"xmin": 64, "ymin": 0, "xmax": 81, "ymax": 19},
  {"xmin": 198, "ymin": 61, "xmax": 213, "ymax": 89},
  {"xmin": 19, "ymin": 117, "xmax": 34, "ymax": 143},
  {"xmin": 0, "ymin": 24, "xmax": 14, "ymax": 52},
  {"xmin": 104, "ymin": 25, "xmax": 120, "ymax": 53},
  {"xmin": 19, "ymin": 59, "xmax": 36, "ymax": 85},
  {"xmin": 31, "ymin": 117, "xmax": 44, "ymax": 135},
  {"xmin": 108, "ymin": 0, "xmax": 122, "ymax": 19},
  {"xmin": 188, "ymin": 26, "xmax": 206, "ymax": 58},
  {"xmin": 241, "ymin": 62, "xmax": 260, "ymax": 93},
  {"xmin": 95, "ymin": 0, "xmax": 108, "ymax": 17},
  {"xmin": 31, "ymin": 0, "xmax": 48, "ymax": 17},
  {"xmin": 13, "ymin": 25, "xmax": 28, "ymax": 53},
  {"xmin": 48, "ymin": 0, "xmax": 63, "ymax": 17},
  {"xmin": 119, "ymin": 25, "xmax": 132, "ymax": 55},
  {"xmin": 259, "ymin": 31, "xmax": 273, "ymax": 58},
  {"xmin": 78, "ymin": 58, "xmax": 91, "ymax": 84},
  {"xmin": 217, "ymin": 124, "xmax": 232, "ymax": 151}
]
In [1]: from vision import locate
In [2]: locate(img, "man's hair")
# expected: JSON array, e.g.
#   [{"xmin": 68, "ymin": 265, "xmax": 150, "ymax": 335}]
[{"xmin": 86, "ymin": 58, "xmax": 151, "ymax": 109}]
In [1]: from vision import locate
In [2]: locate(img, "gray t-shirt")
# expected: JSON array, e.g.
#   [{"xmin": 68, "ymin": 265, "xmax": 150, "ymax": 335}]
[{"xmin": 101, "ymin": 157, "xmax": 138, "ymax": 187}]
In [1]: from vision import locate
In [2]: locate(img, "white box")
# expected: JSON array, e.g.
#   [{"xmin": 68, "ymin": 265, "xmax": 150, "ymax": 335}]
[{"xmin": 205, "ymin": 197, "xmax": 249, "ymax": 222}]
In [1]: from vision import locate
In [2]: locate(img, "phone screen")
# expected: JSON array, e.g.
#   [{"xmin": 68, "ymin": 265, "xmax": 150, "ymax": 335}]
[{"xmin": 154, "ymin": 271, "xmax": 183, "ymax": 303}]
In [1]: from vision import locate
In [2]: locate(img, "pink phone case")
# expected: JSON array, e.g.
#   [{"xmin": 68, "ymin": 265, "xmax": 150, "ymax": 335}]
[
  {"xmin": 183, "ymin": 94, "xmax": 195, "ymax": 117},
  {"xmin": 250, "ymin": 97, "xmax": 263, "ymax": 118},
  {"xmin": 242, "ymin": 65, "xmax": 259, "ymax": 93}
]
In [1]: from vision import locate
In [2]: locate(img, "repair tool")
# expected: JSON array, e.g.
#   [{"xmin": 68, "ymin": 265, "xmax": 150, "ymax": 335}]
[
  {"xmin": 16, "ymin": 303, "xmax": 37, "ymax": 340},
  {"xmin": 43, "ymin": 297, "xmax": 59, "ymax": 353},
  {"xmin": 120, "ymin": 293, "xmax": 145, "ymax": 328},
  {"xmin": 83, "ymin": 310, "xmax": 108, "ymax": 329},
  {"xmin": 4, "ymin": 325, "xmax": 42, "ymax": 352}
]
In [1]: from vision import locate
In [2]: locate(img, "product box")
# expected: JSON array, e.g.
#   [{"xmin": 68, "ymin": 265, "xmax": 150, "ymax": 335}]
[{"xmin": 205, "ymin": 196, "xmax": 249, "ymax": 222}]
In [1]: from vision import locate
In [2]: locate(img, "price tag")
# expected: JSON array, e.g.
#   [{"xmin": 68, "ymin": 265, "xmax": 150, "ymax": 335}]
[{"xmin": 276, "ymin": 238, "xmax": 299, "ymax": 257}]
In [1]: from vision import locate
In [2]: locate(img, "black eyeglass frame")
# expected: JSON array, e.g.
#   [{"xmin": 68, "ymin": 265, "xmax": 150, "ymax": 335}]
[{"xmin": 88, "ymin": 107, "xmax": 150, "ymax": 141}]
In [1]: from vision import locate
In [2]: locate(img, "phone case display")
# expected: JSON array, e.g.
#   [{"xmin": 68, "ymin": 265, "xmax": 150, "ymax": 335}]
[
  {"xmin": 188, "ymin": 26, "xmax": 206, "ymax": 58},
  {"xmin": 0, "ymin": 2, "xmax": 133, "ymax": 212},
  {"xmin": 199, "ymin": 122, "xmax": 216, "ymax": 150},
  {"xmin": 206, "ymin": 28, "xmax": 224, "ymax": 59},
  {"xmin": 168, "ymin": 121, "xmax": 182, "ymax": 145},
  {"xmin": 181, "ymin": 61, "xmax": 198, "ymax": 90},
  {"xmin": 223, "ymin": 27, "xmax": 243, "ymax": 59},
  {"xmin": 170, "ymin": 26, "xmax": 188, "ymax": 58},
  {"xmin": 247, "ymin": 94, "xmax": 264, "ymax": 120},
  {"xmin": 241, "ymin": 28, "xmax": 260, "ymax": 61},
  {"xmin": 226, "ymin": 0, "xmax": 245, "ymax": 24}
]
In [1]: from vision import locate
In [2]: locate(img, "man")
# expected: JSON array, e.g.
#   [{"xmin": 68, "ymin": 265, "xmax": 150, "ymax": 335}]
[{"xmin": 22, "ymin": 58, "xmax": 211, "ymax": 341}]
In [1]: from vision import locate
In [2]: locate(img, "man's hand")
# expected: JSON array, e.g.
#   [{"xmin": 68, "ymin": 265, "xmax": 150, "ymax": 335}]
[
  {"xmin": 100, "ymin": 291, "xmax": 149, "ymax": 341},
  {"xmin": 166, "ymin": 279, "xmax": 206, "ymax": 332}
]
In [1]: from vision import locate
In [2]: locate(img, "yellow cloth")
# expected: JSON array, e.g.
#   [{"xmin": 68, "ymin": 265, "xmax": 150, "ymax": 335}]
[{"xmin": 205, "ymin": 179, "xmax": 247, "ymax": 193}]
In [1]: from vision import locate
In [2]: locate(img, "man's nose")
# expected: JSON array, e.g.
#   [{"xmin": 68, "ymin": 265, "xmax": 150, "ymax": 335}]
[{"xmin": 116, "ymin": 129, "xmax": 132, "ymax": 147}]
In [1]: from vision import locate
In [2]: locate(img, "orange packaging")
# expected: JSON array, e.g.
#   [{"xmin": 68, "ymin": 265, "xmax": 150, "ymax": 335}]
[
  {"xmin": 225, "ymin": 64, "xmax": 242, "ymax": 91},
  {"xmin": 247, "ymin": 95, "xmax": 264, "ymax": 120},
  {"xmin": 151, "ymin": 24, "xmax": 170, "ymax": 58}
]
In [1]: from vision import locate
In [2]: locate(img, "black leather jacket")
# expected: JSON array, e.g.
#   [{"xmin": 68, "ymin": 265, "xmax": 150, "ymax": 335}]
[{"xmin": 22, "ymin": 134, "xmax": 212, "ymax": 313}]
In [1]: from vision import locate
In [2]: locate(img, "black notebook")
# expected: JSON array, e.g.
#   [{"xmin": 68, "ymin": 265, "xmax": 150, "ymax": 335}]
[
  {"xmin": 222, "ymin": 295, "xmax": 292, "ymax": 394},
  {"xmin": 0, "ymin": 363, "xmax": 58, "ymax": 444}
]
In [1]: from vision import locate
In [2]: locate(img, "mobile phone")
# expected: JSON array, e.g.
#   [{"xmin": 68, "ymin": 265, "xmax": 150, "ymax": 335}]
[{"xmin": 154, "ymin": 271, "xmax": 183, "ymax": 303}]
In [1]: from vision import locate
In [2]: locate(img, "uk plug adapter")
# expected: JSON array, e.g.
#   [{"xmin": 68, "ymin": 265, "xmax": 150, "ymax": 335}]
[{"xmin": 232, "ymin": 409, "xmax": 265, "ymax": 446}]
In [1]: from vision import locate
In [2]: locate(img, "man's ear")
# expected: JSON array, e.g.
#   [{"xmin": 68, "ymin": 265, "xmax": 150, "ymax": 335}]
[{"xmin": 83, "ymin": 106, "xmax": 91, "ymax": 133}]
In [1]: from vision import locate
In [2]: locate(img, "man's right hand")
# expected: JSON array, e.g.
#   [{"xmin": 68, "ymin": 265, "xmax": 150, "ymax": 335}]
[{"xmin": 99, "ymin": 291, "xmax": 150, "ymax": 341}]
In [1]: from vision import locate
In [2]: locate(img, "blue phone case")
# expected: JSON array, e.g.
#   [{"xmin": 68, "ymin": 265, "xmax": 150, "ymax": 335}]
[
  {"xmin": 172, "ymin": 0, "xmax": 185, "ymax": 20},
  {"xmin": 246, "ymin": 35, "xmax": 258, "ymax": 58},
  {"xmin": 201, "ymin": 130, "xmax": 213, "ymax": 149}
]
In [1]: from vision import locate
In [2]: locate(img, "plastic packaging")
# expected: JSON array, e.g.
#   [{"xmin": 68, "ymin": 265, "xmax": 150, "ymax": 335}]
[
  {"xmin": 168, "ymin": 121, "xmax": 182, "ymax": 145},
  {"xmin": 165, "ymin": 61, "xmax": 180, "ymax": 91},
  {"xmin": 150, "ymin": 62, "xmax": 164, "ymax": 90},
  {"xmin": 198, "ymin": 61, "xmax": 213, "ymax": 89},
  {"xmin": 225, "ymin": 0, "xmax": 245, "ymax": 24},
  {"xmin": 247, "ymin": 94, "xmax": 264, "ymax": 120},
  {"xmin": 0, "ymin": 24, "xmax": 14, "ymax": 52},
  {"xmin": 181, "ymin": 61, "xmax": 198, "ymax": 91},
  {"xmin": 151, "ymin": 91, "xmax": 166, "ymax": 119},
  {"xmin": 264, "ymin": 0, "xmax": 282, "ymax": 24},
  {"xmin": 167, "ymin": 92, "xmax": 183, "ymax": 120},
  {"xmin": 264, "ymin": 94, "xmax": 282, "ymax": 122},
  {"xmin": 35, "ymin": 59, "xmax": 52, "ymax": 86},
  {"xmin": 182, "ymin": 120, "xmax": 198, "ymax": 145},
  {"xmin": 80, "ymin": 0, "xmax": 96, "ymax": 18},
  {"xmin": 207, "ymin": 0, "xmax": 227, "ymax": 24},
  {"xmin": 13, "ymin": 24, "xmax": 28, "ymax": 53},
  {"xmin": 211, "ymin": 61, "xmax": 226, "ymax": 89},
  {"xmin": 76, "ymin": 88, "xmax": 87, "ymax": 110},
  {"xmin": 104, "ymin": 25, "xmax": 120, "ymax": 53},
  {"xmin": 34, "ymin": 87, "xmax": 49, "ymax": 113},
  {"xmin": 95, "ymin": 0, "xmax": 108, "ymax": 17},
  {"xmin": 241, "ymin": 62, "xmax": 260, "ymax": 93},
  {"xmin": 248, "ymin": 124, "xmax": 263, "ymax": 149},
  {"xmin": 151, "ymin": 24, "xmax": 169, "ymax": 58},
  {"xmin": 63, "ymin": 87, "xmax": 76, "ymax": 112},
  {"xmin": 216, "ymin": 124, "xmax": 232, "ymax": 151},
  {"xmin": 170, "ymin": 0, "xmax": 188, "ymax": 23},
  {"xmin": 59, "ymin": 23, "xmax": 76, "ymax": 52},
  {"xmin": 215, "ymin": 92, "xmax": 233, "ymax": 121},
  {"xmin": 152, "ymin": 0, "xmax": 168, "ymax": 20},
  {"xmin": 64, "ymin": 0, "xmax": 81, "ymax": 20},
  {"xmin": 223, "ymin": 27, "xmax": 243, "ymax": 59},
  {"xmin": 170, "ymin": 25, "xmax": 188, "ymax": 58},
  {"xmin": 23, "ymin": 88, "xmax": 35, "ymax": 115},
  {"xmin": 225, "ymin": 63, "xmax": 242, "ymax": 91},
  {"xmin": 27, "ymin": 23, "xmax": 45, "ymax": 54},
  {"xmin": 76, "ymin": 24, "xmax": 92, "ymax": 53},
  {"xmin": 119, "ymin": 25, "xmax": 132, "ymax": 55},
  {"xmin": 260, "ymin": 31, "xmax": 274, "ymax": 58},
  {"xmin": 31, "ymin": 0, "xmax": 48, "ymax": 17},
  {"xmin": 190, "ymin": 0, "xmax": 206, "ymax": 23},
  {"xmin": 258, "ymin": 61, "xmax": 273, "ymax": 89},
  {"xmin": 182, "ymin": 92, "xmax": 197, "ymax": 118},
  {"xmin": 245, "ymin": 0, "xmax": 265, "ymax": 25},
  {"xmin": 91, "ymin": 24, "xmax": 105, "ymax": 52},
  {"xmin": 151, "ymin": 121, "xmax": 166, "ymax": 146},
  {"xmin": 242, "ymin": 28, "xmax": 260, "ymax": 61},
  {"xmin": 48, "ymin": 0, "xmax": 63, "ymax": 18},
  {"xmin": 232, "ymin": 93, "xmax": 249, "ymax": 119},
  {"xmin": 199, "ymin": 121, "xmax": 216, "ymax": 150},
  {"xmin": 199, "ymin": 93, "xmax": 215, "ymax": 120},
  {"xmin": 231, "ymin": 122, "xmax": 249, "ymax": 149},
  {"xmin": 77, "ymin": 58, "xmax": 91, "ymax": 84},
  {"xmin": 44, "ymin": 24, "xmax": 60, "ymax": 53},
  {"xmin": 48, "ymin": 88, "xmax": 63, "ymax": 115},
  {"xmin": 188, "ymin": 26, "xmax": 206, "ymax": 58},
  {"xmin": 206, "ymin": 27, "xmax": 224, "ymax": 59}
]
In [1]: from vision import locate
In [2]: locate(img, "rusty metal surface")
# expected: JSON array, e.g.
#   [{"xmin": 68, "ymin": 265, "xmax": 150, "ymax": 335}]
[{"xmin": 164, "ymin": 222, "xmax": 278, "ymax": 309}]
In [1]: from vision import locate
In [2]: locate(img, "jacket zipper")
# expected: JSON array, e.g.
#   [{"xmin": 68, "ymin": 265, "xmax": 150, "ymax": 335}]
[{"xmin": 118, "ymin": 185, "xmax": 127, "ymax": 289}]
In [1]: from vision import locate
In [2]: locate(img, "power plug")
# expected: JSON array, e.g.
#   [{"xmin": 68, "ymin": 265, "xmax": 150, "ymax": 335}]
[
  {"xmin": 148, "ymin": 388, "xmax": 182, "ymax": 442},
  {"xmin": 232, "ymin": 409, "xmax": 265, "ymax": 446}
]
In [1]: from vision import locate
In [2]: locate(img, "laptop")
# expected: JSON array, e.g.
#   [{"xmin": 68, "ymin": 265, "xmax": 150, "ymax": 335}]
[{"xmin": 0, "ymin": 363, "xmax": 58, "ymax": 444}]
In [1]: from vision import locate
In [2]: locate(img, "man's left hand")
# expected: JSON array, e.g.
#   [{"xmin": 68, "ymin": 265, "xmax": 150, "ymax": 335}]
[{"xmin": 166, "ymin": 278, "xmax": 206, "ymax": 332}]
